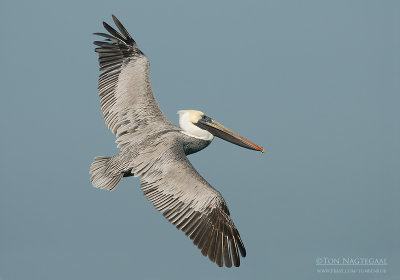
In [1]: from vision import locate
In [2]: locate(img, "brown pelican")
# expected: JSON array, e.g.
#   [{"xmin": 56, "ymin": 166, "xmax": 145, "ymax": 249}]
[{"xmin": 90, "ymin": 15, "xmax": 264, "ymax": 267}]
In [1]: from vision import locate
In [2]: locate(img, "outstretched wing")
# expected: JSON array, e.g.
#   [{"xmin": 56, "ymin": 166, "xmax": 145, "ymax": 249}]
[
  {"xmin": 130, "ymin": 133, "xmax": 246, "ymax": 267},
  {"xmin": 93, "ymin": 15, "xmax": 170, "ymax": 145}
]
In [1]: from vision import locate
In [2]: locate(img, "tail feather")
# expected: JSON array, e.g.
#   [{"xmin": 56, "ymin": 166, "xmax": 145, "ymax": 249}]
[{"xmin": 90, "ymin": 156, "xmax": 123, "ymax": 191}]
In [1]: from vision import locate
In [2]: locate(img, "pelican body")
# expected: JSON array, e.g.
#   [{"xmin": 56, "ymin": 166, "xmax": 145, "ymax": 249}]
[{"xmin": 90, "ymin": 15, "xmax": 264, "ymax": 268}]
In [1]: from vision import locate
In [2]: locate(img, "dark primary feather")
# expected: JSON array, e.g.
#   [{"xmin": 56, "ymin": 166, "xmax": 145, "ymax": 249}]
[{"xmin": 111, "ymin": 15, "xmax": 134, "ymax": 43}]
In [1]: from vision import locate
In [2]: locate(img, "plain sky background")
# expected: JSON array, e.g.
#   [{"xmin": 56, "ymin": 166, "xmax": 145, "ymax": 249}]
[{"xmin": 1, "ymin": 0, "xmax": 399, "ymax": 279}]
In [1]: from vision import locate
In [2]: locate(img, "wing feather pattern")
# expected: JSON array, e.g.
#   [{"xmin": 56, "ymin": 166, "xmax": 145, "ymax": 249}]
[
  {"xmin": 94, "ymin": 15, "xmax": 170, "ymax": 146},
  {"xmin": 130, "ymin": 134, "xmax": 246, "ymax": 267}
]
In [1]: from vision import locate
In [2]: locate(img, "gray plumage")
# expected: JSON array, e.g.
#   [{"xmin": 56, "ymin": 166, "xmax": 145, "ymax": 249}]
[{"xmin": 90, "ymin": 15, "xmax": 246, "ymax": 267}]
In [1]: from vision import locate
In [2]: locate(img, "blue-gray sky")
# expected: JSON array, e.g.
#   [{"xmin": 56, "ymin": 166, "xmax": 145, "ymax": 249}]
[{"xmin": 1, "ymin": 0, "xmax": 399, "ymax": 279}]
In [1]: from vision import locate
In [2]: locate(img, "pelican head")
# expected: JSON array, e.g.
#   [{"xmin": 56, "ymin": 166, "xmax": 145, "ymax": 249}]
[{"xmin": 178, "ymin": 110, "xmax": 264, "ymax": 152}]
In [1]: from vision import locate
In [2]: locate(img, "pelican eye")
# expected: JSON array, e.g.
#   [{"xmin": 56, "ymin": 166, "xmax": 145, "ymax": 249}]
[{"xmin": 200, "ymin": 115, "xmax": 212, "ymax": 123}]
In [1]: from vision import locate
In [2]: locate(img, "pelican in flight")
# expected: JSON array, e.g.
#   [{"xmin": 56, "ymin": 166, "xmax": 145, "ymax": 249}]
[{"xmin": 90, "ymin": 15, "xmax": 264, "ymax": 267}]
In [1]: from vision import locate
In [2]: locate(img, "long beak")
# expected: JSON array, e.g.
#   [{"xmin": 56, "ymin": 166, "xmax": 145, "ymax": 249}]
[{"xmin": 195, "ymin": 117, "xmax": 265, "ymax": 152}]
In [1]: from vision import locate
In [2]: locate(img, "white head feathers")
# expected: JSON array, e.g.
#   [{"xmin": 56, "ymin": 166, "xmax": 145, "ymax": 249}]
[{"xmin": 177, "ymin": 110, "xmax": 214, "ymax": 141}]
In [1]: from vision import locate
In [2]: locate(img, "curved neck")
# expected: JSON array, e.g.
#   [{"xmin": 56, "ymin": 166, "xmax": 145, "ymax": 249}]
[{"xmin": 181, "ymin": 133, "xmax": 212, "ymax": 155}]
